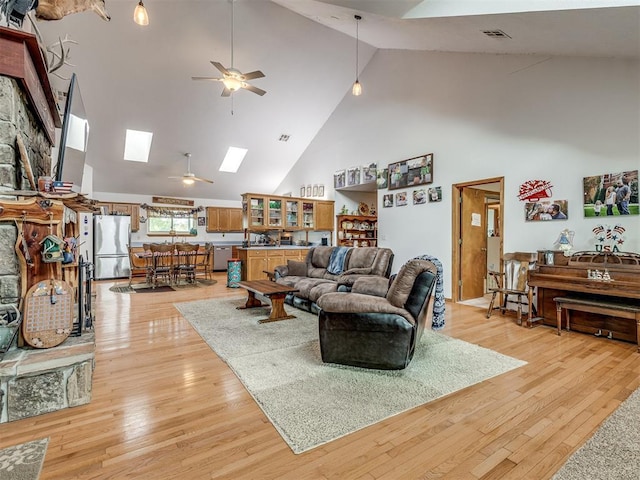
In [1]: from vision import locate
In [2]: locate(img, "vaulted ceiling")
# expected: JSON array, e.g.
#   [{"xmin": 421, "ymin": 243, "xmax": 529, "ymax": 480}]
[{"xmin": 35, "ymin": 0, "xmax": 639, "ymax": 200}]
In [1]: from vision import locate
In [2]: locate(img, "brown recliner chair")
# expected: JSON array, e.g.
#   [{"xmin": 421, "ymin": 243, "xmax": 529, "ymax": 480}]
[{"xmin": 317, "ymin": 258, "xmax": 438, "ymax": 370}]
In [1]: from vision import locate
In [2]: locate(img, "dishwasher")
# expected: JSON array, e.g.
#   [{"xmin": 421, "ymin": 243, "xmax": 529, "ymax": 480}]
[{"xmin": 213, "ymin": 246, "xmax": 233, "ymax": 271}]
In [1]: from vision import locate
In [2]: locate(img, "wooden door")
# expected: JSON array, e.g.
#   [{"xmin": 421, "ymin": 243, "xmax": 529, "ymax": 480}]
[{"xmin": 460, "ymin": 188, "xmax": 487, "ymax": 300}]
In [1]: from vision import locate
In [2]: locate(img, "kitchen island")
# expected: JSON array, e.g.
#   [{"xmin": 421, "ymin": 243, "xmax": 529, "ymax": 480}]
[{"xmin": 235, "ymin": 246, "xmax": 312, "ymax": 281}]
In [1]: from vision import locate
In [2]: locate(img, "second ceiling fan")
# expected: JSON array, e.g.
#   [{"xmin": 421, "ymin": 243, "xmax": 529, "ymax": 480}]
[{"xmin": 192, "ymin": 0, "xmax": 266, "ymax": 97}]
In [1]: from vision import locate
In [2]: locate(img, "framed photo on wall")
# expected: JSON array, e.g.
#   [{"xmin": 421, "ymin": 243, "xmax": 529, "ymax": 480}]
[
  {"xmin": 413, "ymin": 189, "xmax": 426, "ymax": 205},
  {"xmin": 388, "ymin": 153, "xmax": 433, "ymax": 190},
  {"xmin": 300, "ymin": 185, "xmax": 306, "ymax": 197},
  {"xmin": 377, "ymin": 168, "xmax": 388, "ymax": 189},
  {"xmin": 396, "ymin": 191, "xmax": 408, "ymax": 206},
  {"xmin": 318, "ymin": 185, "xmax": 325, "ymax": 197},
  {"xmin": 334, "ymin": 170, "xmax": 346, "ymax": 189},
  {"xmin": 582, "ymin": 170, "xmax": 637, "ymax": 217},
  {"xmin": 428, "ymin": 186, "xmax": 442, "ymax": 202},
  {"xmin": 313, "ymin": 185, "xmax": 319, "ymax": 196},
  {"xmin": 306, "ymin": 185, "xmax": 312, "ymax": 197},
  {"xmin": 347, "ymin": 167, "xmax": 361, "ymax": 186},
  {"xmin": 383, "ymin": 194, "xmax": 393, "ymax": 208},
  {"xmin": 362, "ymin": 163, "xmax": 377, "ymax": 183}
]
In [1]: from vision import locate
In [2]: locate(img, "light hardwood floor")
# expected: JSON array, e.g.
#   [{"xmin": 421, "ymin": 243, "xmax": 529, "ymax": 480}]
[{"xmin": 1, "ymin": 274, "xmax": 638, "ymax": 479}]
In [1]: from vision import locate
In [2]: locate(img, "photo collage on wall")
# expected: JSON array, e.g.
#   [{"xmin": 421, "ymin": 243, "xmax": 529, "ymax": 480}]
[{"xmin": 379, "ymin": 153, "xmax": 441, "ymax": 208}]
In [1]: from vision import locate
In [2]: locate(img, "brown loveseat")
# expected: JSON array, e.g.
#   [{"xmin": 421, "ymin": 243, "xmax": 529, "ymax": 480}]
[{"xmin": 274, "ymin": 246, "xmax": 394, "ymax": 313}]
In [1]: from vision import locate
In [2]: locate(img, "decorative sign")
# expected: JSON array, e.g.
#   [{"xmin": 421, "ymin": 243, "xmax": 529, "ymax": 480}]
[
  {"xmin": 592, "ymin": 224, "xmax": 626, "ymax": 252},
  {"xmin": 152, "ymin": 196, "xmax": 194, "ymax": 206},
  {"xmin": 518, "ymin": 180, "xmax": 553, "ymax": 202}
]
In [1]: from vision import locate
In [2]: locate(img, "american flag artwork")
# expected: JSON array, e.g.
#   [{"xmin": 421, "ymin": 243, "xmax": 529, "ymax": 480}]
[
  {"xmin": 52, "ymin": 181, "xmax": 74, "ymax": 193},
  {"xmin": 593, "ymin": 224, "xmax": 626, "ymax": 252}
]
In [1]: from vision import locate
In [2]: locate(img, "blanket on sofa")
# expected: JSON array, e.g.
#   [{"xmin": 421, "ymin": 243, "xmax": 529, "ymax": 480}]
[
  {"xmin": 327, "ymin": 247, "xmax": 350, "ymax": 274},
  {"xmin": 414, "ymin": 254, "xmax": 445, "ymax": 330}
]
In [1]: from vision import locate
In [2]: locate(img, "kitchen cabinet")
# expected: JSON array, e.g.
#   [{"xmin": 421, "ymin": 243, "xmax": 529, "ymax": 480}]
[
  {"xmin": 336, "ymin": 215, "xmax": 377, "ymax": 247},
  {"xmin": 242, "ymin": 193, "xmax": 334, "ymax": 233},
  {"xmin": 284, "ymin": 199, "xmax": 300, "ymax": 229},
  {"xmin": 206, "ymin": 207, "xmax": 243, "ymax": 232},
  {"xmin": 95, "ymin": 202, "xmax": 140, "ymax": 232},
  {"xmin": 237, "ymin": 247, "xmax": 309, "ymax": 280},
  {"xmin": 315, "ymin": 201, "xmax": 335, "ymax": 231}
]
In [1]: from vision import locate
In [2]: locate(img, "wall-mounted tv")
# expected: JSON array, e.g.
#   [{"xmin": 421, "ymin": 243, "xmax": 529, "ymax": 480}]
[{"xmin": 54, "ymin": 73, "xmax": 89, "ymax": 190}]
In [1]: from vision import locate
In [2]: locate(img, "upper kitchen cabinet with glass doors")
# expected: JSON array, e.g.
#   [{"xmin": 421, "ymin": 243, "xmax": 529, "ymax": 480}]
[{"xmin": 285, "ymin": 199, "xmax": 300, "ymax": 229}]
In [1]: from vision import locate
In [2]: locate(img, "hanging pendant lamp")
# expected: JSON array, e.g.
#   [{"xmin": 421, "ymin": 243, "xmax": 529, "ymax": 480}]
[
  {"xmin": 134, "ymin": 0, "xmax": 149, "ymax": 26},
  {"xmin": 352, "ymin": 15, "xmax": 362, "ymax": 96}
]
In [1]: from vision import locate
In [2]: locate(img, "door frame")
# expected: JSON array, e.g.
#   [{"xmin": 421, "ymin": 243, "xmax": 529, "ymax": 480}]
[{"xmin": 451, "ymin": 176, "xmax": 504, "ymax": 303}]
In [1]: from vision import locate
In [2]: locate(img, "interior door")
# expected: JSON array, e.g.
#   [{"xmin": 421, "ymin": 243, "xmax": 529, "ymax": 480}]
[{"xmin": 460, "ymin": 188, "xmax": 487, "ymax": 300}]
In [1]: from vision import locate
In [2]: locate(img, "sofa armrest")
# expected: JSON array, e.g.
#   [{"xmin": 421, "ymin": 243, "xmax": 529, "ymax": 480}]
[
  {"xmin": 351, "ymin": 276, "xmax": 391, "ymax": 297},
  {"xmin": 274, "ymin": 264, "xmax": 288, "ymax": 279}
]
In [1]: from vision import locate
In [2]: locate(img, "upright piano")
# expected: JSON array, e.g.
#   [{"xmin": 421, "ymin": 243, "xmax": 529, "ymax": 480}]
[{"xmin": 529, "ymin": 250, "xmax": 640, "ymax": 345}]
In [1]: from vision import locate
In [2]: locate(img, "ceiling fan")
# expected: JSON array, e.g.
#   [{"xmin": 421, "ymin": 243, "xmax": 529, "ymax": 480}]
[
  {"xmin": 169, "ymin": 153, "xmax": 213, "ymax": 185},
  {"xmin": 192, "ymin": 61, "xmax": 266, "ymax": 97},
  {"xmin": 191, "ymin": 0, "xmax": 266, "ymax": 97}
]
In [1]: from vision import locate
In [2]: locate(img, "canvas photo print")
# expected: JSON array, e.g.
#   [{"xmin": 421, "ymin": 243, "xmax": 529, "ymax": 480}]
[
  {"xmin": 428, "ymin": 186, "xmax": 442, "ymax": 202},
  {"xmin": 334, "ymin": 170, "xmax": 346, "ymax": 189},
  {"xmin": 525, "ymin": 200, "xmax": 569, "ymax": 221},
  {"xmin": 396, "ymin": 192, "xmax": 408, "ymax": 206},
  {"xmin": 383, "ymin": 194, "xmax": 393, "ymax": 208},
  {"xmin": 413, "ymin": 189, "xmax": 426, "ymax": 205},
  {"xmin": 362, "ymin": 163, "xmax": 377, "ymax": 183},
  {"xmin": 377, "ymin": 168, "xmax": 388, "ymax": 189},
  {"xmin": 347, "ymin": 167, "xmax": 361, "ymax": 186},
  {"xmin": 583, "ymin": 170, "xmax": 638, "ymax": 217}
]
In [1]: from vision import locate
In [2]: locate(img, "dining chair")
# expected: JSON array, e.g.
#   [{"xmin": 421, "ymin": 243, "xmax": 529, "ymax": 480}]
[
  {"xmin": 195, "ymin": 243, "xmax": 213, "ymax": 281},
  {"xmin": 174, "ymin": 243, "xmax": 200, "ymax": 284},
  {"xmin": 149, "ymin": 243, "xmax": 175, "ymax": 288},
  {"xmin": 486, "ymin": 252, "xmax": 538, "ymax": 326},
  {"xmin": 127, "ymin": 246, "xmax": 150, "ymax": 287}
]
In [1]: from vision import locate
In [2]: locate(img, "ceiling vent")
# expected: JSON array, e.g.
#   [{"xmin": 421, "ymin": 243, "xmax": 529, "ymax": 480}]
[
  {"xmin": 482, "ymin": 29, "xmax": 511, "ymax": 39},
  {"xmin": 279, "ymin": 134, "xmax": 290, "ymax": 142}
]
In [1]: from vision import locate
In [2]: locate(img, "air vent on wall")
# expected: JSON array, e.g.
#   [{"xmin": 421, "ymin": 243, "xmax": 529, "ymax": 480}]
[
  {"xmin": 482, "ymin": 29, "xmax": 511, "ymax": 39},
  {"xmin": 279, "ymin": 134, "xmax": 290, "ymax": 142}
]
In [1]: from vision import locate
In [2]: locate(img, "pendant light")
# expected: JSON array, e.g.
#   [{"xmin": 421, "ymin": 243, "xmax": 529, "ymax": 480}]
[
  {"xmin": 352, "ymin": 15, "xmax": 362, "ymax": 96},
  {"xmin": 134, "ymin": 0, "xmax": 149, "ymax": 26}
]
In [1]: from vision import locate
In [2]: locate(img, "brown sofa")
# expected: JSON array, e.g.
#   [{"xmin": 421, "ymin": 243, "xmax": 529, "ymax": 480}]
[{"xmin": 274, "ymin": 246, "xmax": 394, "ymax": 313}]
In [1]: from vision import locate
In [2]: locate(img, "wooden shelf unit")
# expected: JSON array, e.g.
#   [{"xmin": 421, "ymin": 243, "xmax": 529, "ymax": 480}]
[{"xmin": 336, "ymin": 215, "xmax": 377, "ymax": 247}]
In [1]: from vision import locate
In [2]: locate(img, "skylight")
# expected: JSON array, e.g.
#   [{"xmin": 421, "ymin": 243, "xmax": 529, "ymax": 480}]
[
  {"xmin": 219, "ymin": 147, "xmax": 248, "ymax": 173},
  {"xmin": 124, "ymin": 129, "xmax": 153, "ymax": 163}
]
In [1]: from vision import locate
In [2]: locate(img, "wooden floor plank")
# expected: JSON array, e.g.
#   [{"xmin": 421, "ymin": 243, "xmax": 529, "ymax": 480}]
[{"xmin": 0, "ymin": 274, "xmax": 637, "ymax": 479}]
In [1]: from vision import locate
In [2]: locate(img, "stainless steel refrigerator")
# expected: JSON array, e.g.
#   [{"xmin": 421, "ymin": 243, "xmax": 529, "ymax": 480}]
[{"xmin": 94, "ymin": 215, "xmax": 131, "ymax": 280}]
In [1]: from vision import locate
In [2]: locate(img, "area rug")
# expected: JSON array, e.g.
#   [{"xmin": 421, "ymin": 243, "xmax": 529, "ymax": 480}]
[
  {"xmin": 0, "ymin": 438, "xmax": 48, "ymax": 480},
  {"xmin": 175, "ymin": 297, "xmax": 527, "ymax": 454},
  {"xmin": 109, "ymin": 279, "xmax": 216, "ymax": 294},
  {"xmin": 552, "ymin": 388, "xmax": 640, "ymax": 479}
]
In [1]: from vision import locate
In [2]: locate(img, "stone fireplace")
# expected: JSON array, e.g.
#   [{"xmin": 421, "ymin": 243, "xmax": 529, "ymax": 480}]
[{"xmin": 0, "ymin": 26, "xmax": 95, "ymax": 423}]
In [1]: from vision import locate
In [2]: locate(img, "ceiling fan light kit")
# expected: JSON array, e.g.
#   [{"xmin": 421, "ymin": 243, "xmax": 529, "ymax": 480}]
[
  {"xmin": 168, "ymin": 153, "xmax": 213, "ymax": 185},
  {"xmin": 352, "ymin": 15, "xmax": 362, "ymax": 96},
  {"xmin": 133, "ymin": 0, "xmax": 149, "ymax": 26},
  {"xmin": 191, "ymin": 0, "xmax": 266, "ymax": 97}
]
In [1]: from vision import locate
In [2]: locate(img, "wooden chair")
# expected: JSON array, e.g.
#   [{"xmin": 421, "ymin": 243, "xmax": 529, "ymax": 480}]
[
  {"xmin": 127, "ymin": 245, "xmax": 151, "ymax": 287},
  {"xmin": 486, "ymin": 252, "xmax": 538, "ymax": 326},
  {"xmin": 174, "ymin": 243, "xmax": 199, "ymax": 284},
  {"xmin": 195, "ymin": 243, "xmax": 213, "ymax": 281},
  {"xmin": 149, "ymin": 243, "xmax": 175, "ymax": 288}
]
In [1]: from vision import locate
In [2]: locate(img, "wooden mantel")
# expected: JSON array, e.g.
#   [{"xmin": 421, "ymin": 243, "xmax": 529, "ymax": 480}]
[{"xmin": 0, "ymin": 26, "xmax": 61, "ymax": 143}]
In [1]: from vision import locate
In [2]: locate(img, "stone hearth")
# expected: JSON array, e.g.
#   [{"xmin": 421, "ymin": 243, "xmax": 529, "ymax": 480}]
[{"xmin": 0, "ymin": 334, "xmax": 95, "ymax": 422}]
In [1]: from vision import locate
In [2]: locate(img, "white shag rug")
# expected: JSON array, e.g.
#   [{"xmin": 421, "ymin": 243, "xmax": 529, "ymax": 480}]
[{"xmin": 175, "ymin": 297, "xmax": 527, "ymax": 454}]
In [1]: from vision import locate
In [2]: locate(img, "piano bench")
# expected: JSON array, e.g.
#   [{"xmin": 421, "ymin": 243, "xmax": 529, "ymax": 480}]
[{"xmin": 553, "ymin": 296, "xmax": 640, "ymax": 352}]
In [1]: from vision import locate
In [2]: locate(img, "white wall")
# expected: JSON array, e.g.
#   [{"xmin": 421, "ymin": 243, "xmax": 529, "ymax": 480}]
[{"xmin": 277, "ymin": 49, "xmax": 640, "ymax": 297}]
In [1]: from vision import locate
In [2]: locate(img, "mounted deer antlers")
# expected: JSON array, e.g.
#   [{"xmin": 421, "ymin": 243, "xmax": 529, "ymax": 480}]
[{"xmin": 46, "ymin": 35, "xmax": 78, "ymax": 79}]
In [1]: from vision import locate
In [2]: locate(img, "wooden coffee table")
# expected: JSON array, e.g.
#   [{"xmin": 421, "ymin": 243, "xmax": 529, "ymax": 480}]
[{"xmin": 237, "ymin": 280, "xmax": 299, "ymax": 323}]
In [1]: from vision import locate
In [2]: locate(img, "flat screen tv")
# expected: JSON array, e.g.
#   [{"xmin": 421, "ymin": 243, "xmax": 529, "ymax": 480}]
[{"xmin": 54, "ymin": 73, "xmax": 89, "ymax": 190}]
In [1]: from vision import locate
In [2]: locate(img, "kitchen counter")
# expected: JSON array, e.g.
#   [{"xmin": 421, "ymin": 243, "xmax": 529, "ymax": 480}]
[{"xmin": 236, "ymin": 245, "xmax": 313, "ymax": 251}]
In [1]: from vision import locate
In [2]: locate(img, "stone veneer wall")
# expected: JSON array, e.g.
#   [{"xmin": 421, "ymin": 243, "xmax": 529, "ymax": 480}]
[
  {"xmin": 0, "ymin": 74, "xmax": 53, "ymax": 304},
  {"xmin": 0, "ymin": 73, "xmax": 94, "ymax": 423}
]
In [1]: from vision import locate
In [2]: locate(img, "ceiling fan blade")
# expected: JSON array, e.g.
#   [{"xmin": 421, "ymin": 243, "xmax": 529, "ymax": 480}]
[
  {"xmin": 243, "ymin": 84, "xmax": 267, "ymax": 96},
  {"xmin": 168, "ymin": 176, "xmax": 184, "ymax": 180},
  {"xmin": 192, "ymin": 76, "xmax": 223, "ymax": 81},
  {"xmin": 193, "ymin": 176, "xmax": 214, "ymax": 184},
  {"xmin": 242, "ymin": 70, "xmax": 265, "ymax": 80},
  {"xmin": 211, "ymin": 61, "xmax": 230, "ymax": 76},
  {"xmin": 221, "ymin": 87, "xmax": 232, "ymax": 97}
]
